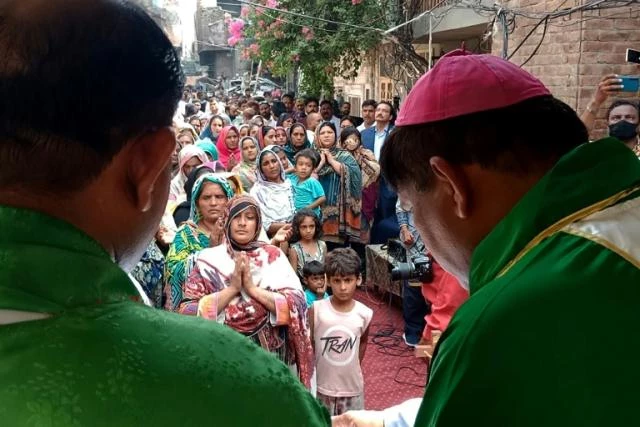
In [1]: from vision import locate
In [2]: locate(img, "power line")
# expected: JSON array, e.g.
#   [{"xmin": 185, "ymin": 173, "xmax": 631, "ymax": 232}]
[
  {"xmin": 383, "ymin": 0, "xmax": 451, "ymax": 34},
  {"xmin": 212, "ymin": 0, "xmax": 638, "ymax": 69},
  {"xmin": 234, "ymin": 0, "xmax": 385, "ymax": 32}
]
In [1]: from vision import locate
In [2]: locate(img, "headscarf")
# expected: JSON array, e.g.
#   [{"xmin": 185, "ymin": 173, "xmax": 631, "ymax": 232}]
[
  {"xmin": 232, "ymin": 136, "xmax": 259, "ymax": 192},
  {"xmin": 284, "ymin": 123, "xmax": 312, "ymax": 163},
  {"xmin": 238, "ymin": 124, "xmax": 251, "ymax": 137},
  {"xmin": 258, "ymin": 126, "xmax": 275, "ymax": 149},
  {"xmin": 249, "ymin": 145, "xmax": 296, "ymax": 231},
  {"xmin": 169, "ymin": 145, "xmax": 208, "ymax": 203},
  {"xmin": 177, "ymin": 126, "xmax": 198, "ymax": 144},
  {"xmin": 199, "ymin": 115, "xmax": 224, "ymax": 141},
  {"xmin": 204, "ymin": 160, "xmax": 227, "ymax": 173},
  {"xmin": 213, "ymin": 172, "xmax": 246, "ymax": 196},
  {"xmin": 196, "ymin": 138, "xmax": 218, "ymax": 161},
  {"xmin": 274, "ymin": 126, "xmax": 288, "ymax": 146},
  {"xmin": 189, "ymin": 174, "xmax": 235, "ymax": 223},
  {"xmin": 216, "ymin": 125, "xmax": 240, "ymax": 169},
  {"xmin": 172, "ymin": 165, "xmax": 215, "ymax": 227},
  {"xmin": 277, "ymin": 112, "xmax": 293, "ymax": 128},
  {"xmin": 222, "ymin": 195, "xmax": 264, "ymax": 252}
]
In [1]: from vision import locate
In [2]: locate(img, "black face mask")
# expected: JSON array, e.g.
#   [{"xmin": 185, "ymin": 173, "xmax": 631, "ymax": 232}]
[{"xmin": 609, "ymin": 120, "xmax": 638, "ymax": 141}]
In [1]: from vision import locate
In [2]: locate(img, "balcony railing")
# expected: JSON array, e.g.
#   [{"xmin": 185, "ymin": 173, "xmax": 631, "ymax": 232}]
[{"xmin": 418, "ymin": 0, "xmax": 456, "ymax": 13}]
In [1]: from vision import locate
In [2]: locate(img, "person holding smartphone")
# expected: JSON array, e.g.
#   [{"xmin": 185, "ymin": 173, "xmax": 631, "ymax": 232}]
[{"xmin": 581, "ymin": 73, "xmax": 640, "ymax": 156}]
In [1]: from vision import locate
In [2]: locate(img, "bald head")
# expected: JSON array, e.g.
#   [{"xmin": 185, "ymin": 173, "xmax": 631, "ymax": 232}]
[
  {"xmin": 306, "ymin": 113, "xmax": 322, "ymax": 132},
  {"xmin": 0, "ymin": 0, "xmax": 183, "ymax": 193}
]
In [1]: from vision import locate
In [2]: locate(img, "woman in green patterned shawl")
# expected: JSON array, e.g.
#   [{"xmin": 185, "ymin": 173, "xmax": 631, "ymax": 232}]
[
  {"xmin": 164, "ymin": 175, "xmax": 235, "ymax": 310},
  {"xmin": 314, "ymin": 122, "xmax": 362, "ymax": 244}
]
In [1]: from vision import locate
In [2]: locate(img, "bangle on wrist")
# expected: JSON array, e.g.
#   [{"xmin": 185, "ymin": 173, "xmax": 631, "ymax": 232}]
[{"xmin": 586, "ymin": 103, "xmax": 598, "ymax": 115}]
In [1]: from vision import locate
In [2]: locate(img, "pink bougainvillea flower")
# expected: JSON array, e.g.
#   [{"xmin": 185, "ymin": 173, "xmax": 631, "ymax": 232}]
[
  {"xmin": 351, "ymin": 0, "xmax": 362, "ymax": 4},
  {"xmin": 266, "ymin": 0, "xmax": 278, "ymax": 8},
  {"xmin": 301, "ymin": 26, "xmax": 314, "ymax": 41},
  {"xmin": 249, "ymin": 43, "xmax": 260, "ymax": 54},
  {"xmin": 255, "ymin": 6, "xmax": 264, "ymax": 15},
  {"xmin": 292, "ymin": 53, "xmax": 300, "ymax": 62},
  {"xmin": 229, "ymin": 19, "xmax": 245, "ymax": 35},
  {"xmin": 228, "ymin": 36, "xmax": 240, "ymax": 46},
  {"xmin": 240, "ymin": 6, "xmax": 250, "ymax": 17}
]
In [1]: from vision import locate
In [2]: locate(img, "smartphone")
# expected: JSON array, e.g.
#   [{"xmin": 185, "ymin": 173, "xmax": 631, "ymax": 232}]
[
  {"xmin": 620, "ymin": 76, "xmax": 640, "ymax": 92},
  {"xmin": 626, "ymin": 48, "xmax": 640, "ymax": 64}
]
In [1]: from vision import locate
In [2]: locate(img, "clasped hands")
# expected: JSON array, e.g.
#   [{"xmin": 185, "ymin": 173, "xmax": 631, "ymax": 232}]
[{"xmin": 229, "ymin": 252, "xmax": 257, "ymax": 296}]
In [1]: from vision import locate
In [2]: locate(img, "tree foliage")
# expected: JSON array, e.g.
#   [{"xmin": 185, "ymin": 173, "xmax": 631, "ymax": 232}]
[{"xmin": 236, "ymin": 0, "xmax": 392, "ymax": 95}]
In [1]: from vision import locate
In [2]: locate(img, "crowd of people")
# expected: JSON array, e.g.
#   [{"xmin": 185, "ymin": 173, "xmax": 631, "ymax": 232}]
[
  {"xmin": 127, "ymin": 76, "xmax": 408, "ymax": 416},
  {"xmin": 2, "ymin": 0, "xmax": 640, "ymax": 425}
]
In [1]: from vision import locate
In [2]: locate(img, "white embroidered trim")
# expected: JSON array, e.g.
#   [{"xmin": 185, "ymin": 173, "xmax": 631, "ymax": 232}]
[
  {"xmin": 563, "ymin": 196, "xmax": 640, "ymax": 268},
  {"xmin": 0, "ymin": 309, "xmax": 50, "ymax": 325}
]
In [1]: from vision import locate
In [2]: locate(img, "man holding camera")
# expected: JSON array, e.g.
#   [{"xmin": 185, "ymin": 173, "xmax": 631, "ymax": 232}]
[
  {"xmin": 396, "ymin": 200, "xmax": 467, "ymax": 351},
  {"xmin": 333, "ymin": 49, "xmax": 640, "ymax": 426}
]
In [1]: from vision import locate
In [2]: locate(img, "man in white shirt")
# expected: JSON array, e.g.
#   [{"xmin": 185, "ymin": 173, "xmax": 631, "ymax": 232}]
[
  {"xmin": 361, "ymin": 101, "xmax": 394, "ymax": 161},
  {"xmin": 306, "ymin": 112, "xmax": 322, "ymax": 143},
  {"xmin": 356, "ymin": 99, "xmax": 377, "ymax": 132}
]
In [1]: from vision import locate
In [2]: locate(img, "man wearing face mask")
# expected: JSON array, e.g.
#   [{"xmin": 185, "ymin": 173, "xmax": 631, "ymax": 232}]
[
  {"xmin": 333, "ymin": 50, "xmax": 640, "ymax": 427},
  {"xmin": 605, "ymin": 100, "xmax": 640, "ymax": 156},
  {"xmin": 580, "ymin": 74, "xmax": 640, "ymax": 156}
]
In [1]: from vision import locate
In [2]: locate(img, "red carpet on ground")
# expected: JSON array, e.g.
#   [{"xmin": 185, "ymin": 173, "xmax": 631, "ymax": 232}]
[{"xmin": 355, "ymin": 288, "xmax": 426, "ymax": 410}]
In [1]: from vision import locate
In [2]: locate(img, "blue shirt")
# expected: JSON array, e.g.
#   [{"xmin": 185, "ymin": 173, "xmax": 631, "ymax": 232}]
[
  {"xmin": 305, "ymin": 289, "xmax": 329, "ymax": 306},
  {"xmin": 289, "ymin": 175, "xmax": 325, "ymax": 217}
]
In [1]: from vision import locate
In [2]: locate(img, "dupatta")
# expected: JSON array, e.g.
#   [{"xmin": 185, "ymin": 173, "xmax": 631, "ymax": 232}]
[{"xmin": 181, "ymin": 196, "xmax": 314, "ymax": 388}]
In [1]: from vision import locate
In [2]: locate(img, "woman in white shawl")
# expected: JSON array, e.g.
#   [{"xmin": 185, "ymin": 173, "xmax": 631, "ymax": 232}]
[
  {"xmin": 168, "ymin": 145, "xmax": 208, "ymax": 207},
  {"xmin": 249, "ymin": 145, "xmax": 296, "ymax": 236},
  {"xmin": 159, "ymin": 145, "xmax": 209, "ymax": 246}
]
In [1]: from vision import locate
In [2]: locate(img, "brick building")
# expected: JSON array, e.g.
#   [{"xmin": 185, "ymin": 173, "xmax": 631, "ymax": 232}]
[{"xmin": 492, "ymin": 0, "xmax": 640, "ymax": 138}]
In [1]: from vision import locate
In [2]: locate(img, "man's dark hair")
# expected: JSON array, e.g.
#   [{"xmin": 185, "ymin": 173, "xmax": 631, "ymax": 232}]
[
  {"xmin": 0, "ymin": 0, "xmax": 184, "ymax": 193},
  {"xmin": 362, "ymin": 99, "xmax": 378, "ymax": 109},
  {"xmin": 377, "ymin": 101, "xmax": 396, "ymax": 121},
  {"xmin": 342, "ymin": 102, "xmax": 351, "ymax": 107},
  {"xmin": 185, "ymin": 104, "xmax": 198, "ymax": 117},
  {"xmin": 302, "ymin": 260, "xmax": 325, "ymax": 277},
  {"xmin": 294, "ymin": 148, "xmax": 320, "ymax": 168},
  {"xmin": 381, "ymin": 96, "xmax": 588, "ymax": 192},
  {"xmin": 305, "ymin": 97, "xmax": 319, "ymax": 106},
  {"xmin": 320, "ymin": 100, "xmax": 333, "ymax": 108},
  {"xmin": 325, "ymin": 248, "xmax": 361, "ymax": 278},
  {"xmin": 282, "ymin": 93, "xmax": 295, "ymax": 101},
  {"xmin": 607, "ymin": 99, "xmax": 640, "ymax": 121}
]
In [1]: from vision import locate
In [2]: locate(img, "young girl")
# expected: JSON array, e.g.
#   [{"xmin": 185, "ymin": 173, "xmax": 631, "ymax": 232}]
[{"xmin": 289, "ymin": 209, "xmax": 327, "ymax": 279}]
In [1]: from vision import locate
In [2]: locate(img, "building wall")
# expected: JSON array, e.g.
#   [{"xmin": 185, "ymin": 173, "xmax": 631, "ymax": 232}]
[
  {"xmin": 492, "ymin": 0, "xmax": 640, "ymax": 138},
  {"xmin": 334, "ymin": 52, "xmax": 378, "ymax": 116}
]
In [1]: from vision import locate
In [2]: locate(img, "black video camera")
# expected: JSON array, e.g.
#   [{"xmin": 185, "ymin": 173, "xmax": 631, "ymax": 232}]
[{"xmin": 390, "ymin": 254, "xmax": 433, "ymax": 283}]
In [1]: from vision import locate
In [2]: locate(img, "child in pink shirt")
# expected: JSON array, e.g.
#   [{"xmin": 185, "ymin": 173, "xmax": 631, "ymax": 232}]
[{"xmin": 309, "ymin": 248, "xmax": 373, "ymax": 416}]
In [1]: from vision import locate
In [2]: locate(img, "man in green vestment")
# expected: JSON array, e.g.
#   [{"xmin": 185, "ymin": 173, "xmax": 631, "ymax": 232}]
[
  {"xmin": 0, "ymin": 0, "xmax": 329, "ymax": 425},
  {"xmin": 333, "ymin": 50, "xmax": 640, "ymax": 426}
]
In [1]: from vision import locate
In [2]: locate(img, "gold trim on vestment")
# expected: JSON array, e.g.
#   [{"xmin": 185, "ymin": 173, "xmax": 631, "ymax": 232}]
[{"xmin": 496, "ymin": 185, "xmax": 640, "ymax": 279}]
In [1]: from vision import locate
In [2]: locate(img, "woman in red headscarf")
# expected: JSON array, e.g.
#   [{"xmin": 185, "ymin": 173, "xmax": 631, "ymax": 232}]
[{"xmin": 215, "ymin": 125, "xmax": 241, "ymax": 170}]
